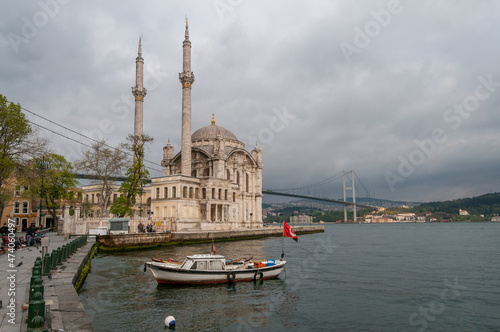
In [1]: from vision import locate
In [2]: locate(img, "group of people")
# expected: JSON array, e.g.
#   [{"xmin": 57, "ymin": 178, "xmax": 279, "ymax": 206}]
[{"xmin": 137, "ymin": 222, "xmax": 156, "ymax": 233}]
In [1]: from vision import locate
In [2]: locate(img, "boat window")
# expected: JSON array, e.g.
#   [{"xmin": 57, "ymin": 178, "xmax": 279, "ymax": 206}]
[
  {"xmin": 209, "ymin": 260, "xmax": 223, "ymax": 270},
  {"xmin": 197, "ymin": 261, "xmax": 207, "ymax": 270},
  {"xmin": 181, "ymin": 259, "xmax": 192, "ymax": 269},
  {"xmin": 190, "ymin": 262, "xmax": 198, "ymax": 270}
]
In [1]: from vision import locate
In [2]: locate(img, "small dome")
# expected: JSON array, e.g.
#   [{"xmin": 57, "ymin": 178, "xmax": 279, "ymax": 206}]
[{"xmin": 191, "ymin": 115, "xmax": 239, "ymax": 141}]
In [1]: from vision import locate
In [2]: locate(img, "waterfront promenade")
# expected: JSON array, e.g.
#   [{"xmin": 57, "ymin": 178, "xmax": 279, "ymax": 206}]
[{"xmin": 0, "ymin": 232, "xmax": 95, "ymax": 331}]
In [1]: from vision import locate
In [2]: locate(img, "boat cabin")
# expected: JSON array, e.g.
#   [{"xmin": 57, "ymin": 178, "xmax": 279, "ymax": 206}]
[{"xmin": 180, "ymin": 254, "xmax": 226, "ymax": 271}]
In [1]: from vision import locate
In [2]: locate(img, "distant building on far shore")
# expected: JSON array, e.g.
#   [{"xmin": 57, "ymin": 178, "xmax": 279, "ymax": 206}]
[
  {"xmin": 372, "ymin": 217, "xmax": 394, "ymax": 223},
  {"xmin": 492, "ymin": 216, "xmax": 500, "ymax": 222},
  {"xmin": 459, "ymin": 209, "xmax": 469, "ymax": 216},
  {"xmin": 290, "ymin": 215, "xmax": 312, "ymax": 224}
]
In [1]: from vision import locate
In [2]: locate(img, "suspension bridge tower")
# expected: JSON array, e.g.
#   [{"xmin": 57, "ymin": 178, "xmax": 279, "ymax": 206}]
[{"xmin": 343, "ymin": 170, "xmax": 357, "ymax": 222}]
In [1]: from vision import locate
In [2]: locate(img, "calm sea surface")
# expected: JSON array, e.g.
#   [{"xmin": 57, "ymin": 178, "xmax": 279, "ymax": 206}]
[{"xmin": 79, "ymin": 223, "xmax": 500, "ymax": 331}]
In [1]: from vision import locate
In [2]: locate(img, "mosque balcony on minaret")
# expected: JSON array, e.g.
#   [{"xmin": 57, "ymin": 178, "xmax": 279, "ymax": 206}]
[
  {"xmin": 132, "ymin": 86, "xmax": 147, "ymax": 101},
  {"xmin": 179, "ymin": 71, "xmax": 195, "ymax": 88}
]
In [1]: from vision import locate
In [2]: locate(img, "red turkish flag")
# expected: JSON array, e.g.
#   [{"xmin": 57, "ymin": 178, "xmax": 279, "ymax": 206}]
[{"xmin": 283, "ymin": 221, "xmax": 298, "ymax": 242}]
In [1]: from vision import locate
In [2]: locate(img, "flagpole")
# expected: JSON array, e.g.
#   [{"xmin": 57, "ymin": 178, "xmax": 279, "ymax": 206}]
[{"xmin": 281, "ymin": 221, "xmax": 285, "ymax": 259}]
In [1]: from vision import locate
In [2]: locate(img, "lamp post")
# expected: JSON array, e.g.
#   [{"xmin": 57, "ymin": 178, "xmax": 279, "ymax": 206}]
[
  {"xmin": 38, "ymin": 156, "xmax": 49, "ymax": 229},
  {"xmin": 291, "ymin": 213, "xmax": 295, "ymax": 227},
  {"xmin": 250, "ymin": 212, "xmax": 253, "ymax": 229},
  {"xmin": 278, "ymin": 213, "xmax": 283, "ymax": 228}
]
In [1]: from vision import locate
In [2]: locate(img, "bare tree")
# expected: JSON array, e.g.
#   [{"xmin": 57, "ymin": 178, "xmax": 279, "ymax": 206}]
[{"xmin": 75, "ymin": 140, "xmax": 129, "ymax": 218}]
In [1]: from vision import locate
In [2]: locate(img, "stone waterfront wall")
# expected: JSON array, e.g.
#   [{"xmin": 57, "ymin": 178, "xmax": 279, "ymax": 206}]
[
  {"xmin": 97, "ymin": 232, "xmax": 172, "ymax": 249},
  {"xmin": 96, "ymin": 225, "xmax": 324, "ymax": 250}
]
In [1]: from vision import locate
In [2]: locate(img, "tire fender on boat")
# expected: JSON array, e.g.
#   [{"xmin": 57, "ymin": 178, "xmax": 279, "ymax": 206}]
[
  {"xmin": 227, "ymin": 272, "xmax": 236, "ymax": 282},
  {"xmin": 144, "ymin": 263, "xmax": 147, "ymax": 272},
  {"xmin": 254, "ymin": 271, "xmax": 264, "ymax": 281}
]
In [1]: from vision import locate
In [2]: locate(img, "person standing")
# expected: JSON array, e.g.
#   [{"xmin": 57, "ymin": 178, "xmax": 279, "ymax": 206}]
[{"xmin": 26, "ymin": 224, "xmax": 34, "ymax": 247}]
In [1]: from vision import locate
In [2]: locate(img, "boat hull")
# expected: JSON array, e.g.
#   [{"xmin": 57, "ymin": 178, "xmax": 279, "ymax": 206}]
[{"xmin": 146, "ymin": 261, "xmax": 286, "ymax": 284}]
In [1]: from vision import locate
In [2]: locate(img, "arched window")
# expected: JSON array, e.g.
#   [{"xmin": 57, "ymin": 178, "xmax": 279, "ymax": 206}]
[
  {"xmin": 236, "ymin": 172, "xmax": 240, "ymax": 185},
  {"xmin": 189, "ymin": 187, "xmax": 193, "ymax": 199},
  {"xmin": 91, "ymin": 194, "xmax": 95, "ymax": 204},
  {"xmin": 202, "ymin": 188, "xmax": 206, "ymax": 199},
  {"xmin": 191, "ymin": 169, "xmax": 197, "ymax": 177},
  {"xmin": 232, "ymin": 192, "xmax": 236, "ymax": 202},
  {"xmin": 14, "ymin": 201, "xmax": 20, "ymax": 214},
  {"xmin": 227, "ymin": 169, "xmax": 230, "ymax": 180},
  {"xmin": 156, "ymin": 188, "xmax": 160, "ymax": 199},
  {"xmin": 183, "ymin": 186, "xmax": 187, "ymax": 198},
  {"xmin": 218, "ymin": 189, "xmax": 222, "ymax": 200},
  {"xmin": 204, "ymin": 168, "xmax": 210, "ymax": 177},
  {"xmin": 85, "ymin": 194, "xmax": 89, "ymax": 202},
  {"xmin": 172, "ymin": 186, "xmax": 177, "ymax": 198},
  {"xmin": 246, "ymin": 174, "xmax": 249, "ymax": 193},
  {"xmin": 212, "ymin": 188, "xmax": 215, "ymax": 200},
  {"xmin": 164, "ymin": 187, "xmax": 168, "ymax": 198},
  {"xmin": 195, "ymin": 188, "xmax": 200, "ymax": 199},
  {"xmin": 225, "ymin": 190, "xmax": 228, "ymax": 200},
  {"xmin": 113, "ymin": 194, "xmax": 117, "ymax": 203}
]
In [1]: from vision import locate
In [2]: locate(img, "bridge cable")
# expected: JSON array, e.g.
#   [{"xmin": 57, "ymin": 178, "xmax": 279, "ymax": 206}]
[{"xmin": 268, "ymin": 171, "xmax": 344, "ymax": 192}]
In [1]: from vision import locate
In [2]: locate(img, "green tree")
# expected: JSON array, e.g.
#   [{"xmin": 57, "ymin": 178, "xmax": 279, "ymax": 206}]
[
  {"xmin": 27, "ymin": 154, "xmax": 78, "ymax": 229},
  {"xmin": 110, "ymin": 134, "xmax": 153, "ymax": 217},
  {"xmin": 0, "ymin": 94, "xmax": 46, "ymax": 219}
]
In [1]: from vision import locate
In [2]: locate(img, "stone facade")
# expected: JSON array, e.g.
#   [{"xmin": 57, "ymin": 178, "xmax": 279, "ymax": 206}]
[{"xmin": 153, "ymin": 123, "xmax": 264, "ymax": 231}]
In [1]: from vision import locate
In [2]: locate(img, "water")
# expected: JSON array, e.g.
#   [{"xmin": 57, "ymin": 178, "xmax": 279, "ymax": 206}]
[{"xmin": 79, "ymin": 223, "xmax": 500, "ymax": 331}]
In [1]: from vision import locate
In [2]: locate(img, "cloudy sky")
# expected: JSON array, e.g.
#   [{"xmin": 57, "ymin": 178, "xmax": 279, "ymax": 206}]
[{"xmin": 1, "ymin": 1, "xmax": 499, "ymax": 203}]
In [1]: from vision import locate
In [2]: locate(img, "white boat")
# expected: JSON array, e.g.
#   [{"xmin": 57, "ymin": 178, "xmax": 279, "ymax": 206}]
[{"xmin": 144, "ymin": 254, "xmax": 286, "ymax": 284}]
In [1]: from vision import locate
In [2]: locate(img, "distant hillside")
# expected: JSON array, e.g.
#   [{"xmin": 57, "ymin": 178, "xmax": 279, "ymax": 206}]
[
  {"xmin": 413, "ymin": 192, "xmax": 500, "ymax": 216},
  {"xmin": 355, "ymin": 197, "xmax": 421, "ymax": 208},
  {"xmin": 262, "ymin": 197, "xmax": 420, "ymax": 212}
]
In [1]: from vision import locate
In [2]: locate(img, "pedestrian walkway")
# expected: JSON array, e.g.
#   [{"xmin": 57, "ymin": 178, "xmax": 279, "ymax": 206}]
[{"xmin": 0, "ymin": 232, "xmax": 94, "ymax": 331}]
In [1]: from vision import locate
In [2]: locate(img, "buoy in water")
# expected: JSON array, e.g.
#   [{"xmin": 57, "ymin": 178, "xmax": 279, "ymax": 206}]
[{"xmin": 165, "ymin": 315, "xmax": 175, "ymax": 328}]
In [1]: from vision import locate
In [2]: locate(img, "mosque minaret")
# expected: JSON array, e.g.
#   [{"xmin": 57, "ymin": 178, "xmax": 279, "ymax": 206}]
[
  {"xmin": 179, "ymin": 19, "xmax": 195, "ymax": 176},
  {"xmin": 132, "ymin": 37, "xmax": 147, "ymax": 142}
]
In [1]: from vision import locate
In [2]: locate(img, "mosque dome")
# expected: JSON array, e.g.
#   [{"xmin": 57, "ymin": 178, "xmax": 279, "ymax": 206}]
[{"xmin": 191, "ymin": 114, "xmax": 239, "ymax": 142}]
